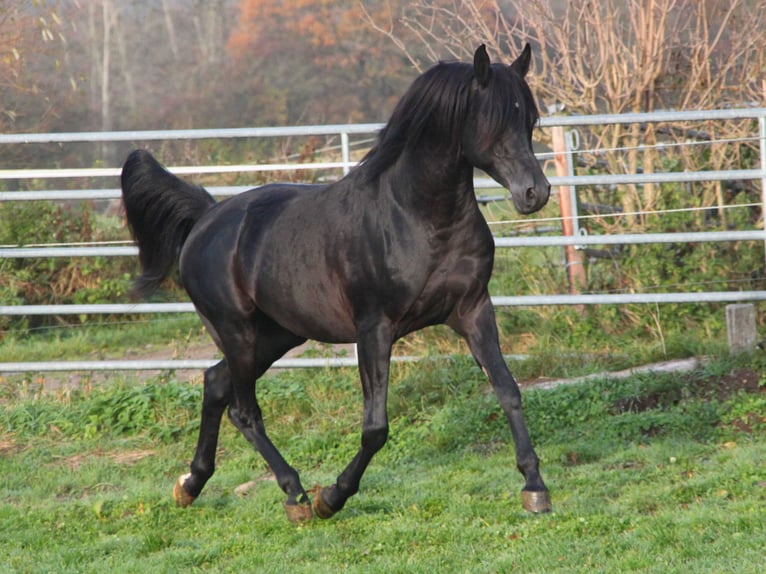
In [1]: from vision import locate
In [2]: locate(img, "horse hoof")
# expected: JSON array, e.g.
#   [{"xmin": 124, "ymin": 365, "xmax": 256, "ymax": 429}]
[
  {"xmin": 173, "ymin": 474, "xmax": 197, "ymax": 508},
  {"xmin": 284, "ymin": 501, "xmax": 314, "ymax": 525},
  {"xmin": 521, "ymin": 489, "xmax": 552, "ymax": 514},
  {"xmin": 311, "ymin": 487, "xmax": 337, "ymax": 520}
]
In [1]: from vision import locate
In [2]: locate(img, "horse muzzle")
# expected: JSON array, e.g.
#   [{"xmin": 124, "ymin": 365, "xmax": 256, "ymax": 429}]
[{"xmin": 510, "ymin": 177, "xmax": 550, "ymax": 215}]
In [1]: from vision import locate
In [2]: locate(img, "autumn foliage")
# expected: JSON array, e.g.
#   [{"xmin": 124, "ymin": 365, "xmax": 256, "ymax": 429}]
[{"xmin": 227, "ymin": 0, "xmax": 416, "ymax": 123}]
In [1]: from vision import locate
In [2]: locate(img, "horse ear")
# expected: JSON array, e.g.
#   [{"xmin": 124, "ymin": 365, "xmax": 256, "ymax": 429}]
[
  {"xmin": 473, "ymin": 44, "xmax": 491, "ymax": 87},
  {"xmin": 510, "ymin": 43, "xmax": 532, "ymax": 77}
]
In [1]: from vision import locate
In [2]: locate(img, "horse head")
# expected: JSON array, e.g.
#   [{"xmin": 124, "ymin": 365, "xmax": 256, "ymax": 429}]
[{"xmin": 463, "ymin": 44, "xmax": 550, "ymax": 215}]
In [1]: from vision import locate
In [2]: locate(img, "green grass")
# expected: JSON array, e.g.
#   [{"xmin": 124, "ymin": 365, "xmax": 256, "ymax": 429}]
[{"xmin": 1, "ymin": 351, "xmax": 764, "ymax": 573}]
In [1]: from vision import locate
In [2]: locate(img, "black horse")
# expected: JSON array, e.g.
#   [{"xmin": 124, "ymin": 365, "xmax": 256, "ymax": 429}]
[{"xmin": 121, "ymin": 45, "xmax": 551, "ymax": 523}]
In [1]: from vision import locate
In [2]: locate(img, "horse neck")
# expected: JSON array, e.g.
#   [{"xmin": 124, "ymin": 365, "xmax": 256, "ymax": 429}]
[{"xmin": 382, "ymin": 146, "xmax": 478, "ymax": 224}]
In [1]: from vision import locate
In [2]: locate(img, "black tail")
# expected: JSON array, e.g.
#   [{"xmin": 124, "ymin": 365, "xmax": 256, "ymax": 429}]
[{"xmin": 121, "ymin": 149, "xmax": 216, "ymax": 298}]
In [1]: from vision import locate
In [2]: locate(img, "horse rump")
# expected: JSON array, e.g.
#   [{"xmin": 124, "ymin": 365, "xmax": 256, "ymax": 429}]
[{"xmin": 121, "ymin": 150, "xmax": 216, "ymax": 298}]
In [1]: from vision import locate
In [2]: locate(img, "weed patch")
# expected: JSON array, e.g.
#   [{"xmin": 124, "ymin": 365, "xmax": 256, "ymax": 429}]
[{"xmin": 1, "ymin": 377, "xmax": 201, "ymax": 441}]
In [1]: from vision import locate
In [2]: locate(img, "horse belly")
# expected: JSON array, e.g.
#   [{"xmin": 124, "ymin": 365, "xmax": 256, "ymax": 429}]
[
  {"xmin": 253, "ymin": 269, "xmax": 357, "ymax": 344},
  {"xmin": 396, "ymin": 293, "xmax": 456, "ymax": 337}
]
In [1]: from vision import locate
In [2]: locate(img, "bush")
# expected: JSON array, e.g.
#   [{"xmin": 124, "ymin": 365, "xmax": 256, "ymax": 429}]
[{"xmin": 0, "ymin": 201, "xmax": 135, "ymax": 335}]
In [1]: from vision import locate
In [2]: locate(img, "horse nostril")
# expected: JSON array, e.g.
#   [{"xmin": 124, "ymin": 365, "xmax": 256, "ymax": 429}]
[{"xmin": 526, "ymin": 187, "xmax": 537, "ymax": 206}]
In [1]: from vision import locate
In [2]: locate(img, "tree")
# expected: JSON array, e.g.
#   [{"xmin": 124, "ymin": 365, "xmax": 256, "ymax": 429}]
[
  {"xmin": 0, "ymin": 1, "xmax": 87, "ymax": 175},
  {"xmin": 0, "ymin": 1, "xmax": 73, "ymax": 135},
  {"xmin": 381, "ymin": 0, "xmax": 766, "ymax": 224},
  {"xmin": 227, "ymin": 0, "xmax": 418, "ymax": 124}
]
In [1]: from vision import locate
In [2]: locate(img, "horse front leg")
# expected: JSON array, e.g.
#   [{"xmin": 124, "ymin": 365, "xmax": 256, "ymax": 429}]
[
  {"xmin": 449, "ymin": 295, "xmax": 551, "ymax": 513},
  {"xmin": 313, "ymin": 320, "xmax": 393, "ymax": 519}
]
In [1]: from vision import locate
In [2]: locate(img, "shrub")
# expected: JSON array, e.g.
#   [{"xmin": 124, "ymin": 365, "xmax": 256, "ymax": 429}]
[{"xmin": 0, "ymin": 201, "xmax": 135, "ymax": 335}]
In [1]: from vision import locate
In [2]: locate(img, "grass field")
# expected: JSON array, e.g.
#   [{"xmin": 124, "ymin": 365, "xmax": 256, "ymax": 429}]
[{"xmin": 1, "ymin": 348, "xmax": 764, "ymax": 573}]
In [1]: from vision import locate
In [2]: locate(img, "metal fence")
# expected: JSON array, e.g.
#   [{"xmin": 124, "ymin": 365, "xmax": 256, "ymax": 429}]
[{"xmin": 1, "ymin": 108, "xmax": 765, "ymax": 372}]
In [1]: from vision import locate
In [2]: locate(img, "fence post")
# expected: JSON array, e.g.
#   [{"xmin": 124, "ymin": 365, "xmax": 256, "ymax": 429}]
[
  {"xmin": 759, "ymin": 115, "xmax": 766, "ymax": 268},
  {"xmin": 341, "ymin": 129, "xmax": 358, "ymax": 363},
  {"xmin": 726, "ymin": 303, "xmax": 756, "ymax": 353},
  {"xmin": 341, "ymin": 131, "xmax": 351, "ymax": 175},
  {"xmin": 552, "ymin": 124, "xmax": 587, "ymax": 294}
]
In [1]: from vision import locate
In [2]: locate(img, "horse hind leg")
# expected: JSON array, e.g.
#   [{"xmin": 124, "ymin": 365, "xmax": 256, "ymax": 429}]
[
  {"xmin": 174, "ymin": 359, "xmax": 231, "ymax": 507},
  {"xmin": 174, "ymin": 311, "xmax": 310, "ymax": 524},
  {"xmin": 226, "ymin": 384, "xmax": 314, "ymax": 524},
  {"xmin": 219, "ymin": 315, "xmax": 312, "ymax": 523}
]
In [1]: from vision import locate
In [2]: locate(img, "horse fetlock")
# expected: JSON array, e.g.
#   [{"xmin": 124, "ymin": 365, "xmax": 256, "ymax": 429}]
[
  {"xmin": 310, "ymin": 485, "xmax": 343, "ymax": 520},
  {"xmin": 515, "ymin": 453, "xmax": 541, "ymax": 476}
]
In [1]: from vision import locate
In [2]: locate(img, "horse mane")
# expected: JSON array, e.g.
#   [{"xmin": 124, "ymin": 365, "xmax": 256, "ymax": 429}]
[{"xmin": 358, "ymin": 58, "xmax": 539, "ymax": 183}]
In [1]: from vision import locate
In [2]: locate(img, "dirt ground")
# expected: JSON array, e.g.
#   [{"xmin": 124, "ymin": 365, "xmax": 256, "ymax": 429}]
[
  {"xmin": 7, "ymin": 337, "xmax": 763, "ymax": 401},
  {"xmin": 30, "ymin": 340, "xmax": 356, "ymax": 393}
]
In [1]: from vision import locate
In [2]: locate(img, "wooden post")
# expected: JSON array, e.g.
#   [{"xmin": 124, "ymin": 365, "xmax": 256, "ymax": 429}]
[
  {"xmin": 552, "ymin": 125, "xmax": 587, "ymax": 294},
  {"xmin": 726, "ymin": 304, "xmax": 756, "ymax": 354}
]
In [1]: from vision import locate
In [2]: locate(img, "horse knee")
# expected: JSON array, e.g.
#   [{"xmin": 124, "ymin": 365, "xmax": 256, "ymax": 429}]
[
  {"xmin": 362, "ymin": 424, "xmax": 389, "ymax": 452},
  {"xmin": 203, "ymin": 363, "xmax": 231, "ymax": 407},
  {"xmin": 493, "ymin": 384, "xmax": 522, "ymax": 413},
  {"xmin": 506, "ymin": 394, "xmax": 522, "ymax": 412},
  {"xmin": 203, "ymin": 388, "xmax": 229, "ymax": 414}
]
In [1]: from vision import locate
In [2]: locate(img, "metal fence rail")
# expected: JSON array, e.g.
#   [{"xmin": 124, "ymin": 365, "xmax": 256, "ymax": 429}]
[{"xmin": 1, "ymin": 108, "xmax": 765, "ymax": 372}]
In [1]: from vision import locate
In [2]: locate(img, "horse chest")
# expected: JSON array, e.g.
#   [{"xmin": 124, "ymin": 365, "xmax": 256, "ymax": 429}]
[{"xmin": 393, "ymin": 251, "xmax": 488, "ymax": 332}]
